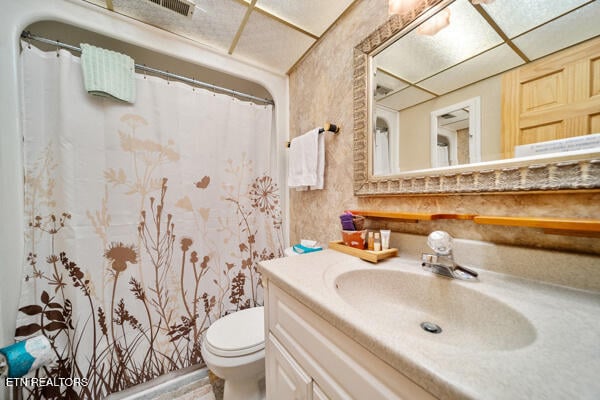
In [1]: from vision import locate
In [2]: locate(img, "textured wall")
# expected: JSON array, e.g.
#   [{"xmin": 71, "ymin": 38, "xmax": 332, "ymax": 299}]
[{"xmin": 289, "ymin": 0, "xmax": 600, "ymax": 255}]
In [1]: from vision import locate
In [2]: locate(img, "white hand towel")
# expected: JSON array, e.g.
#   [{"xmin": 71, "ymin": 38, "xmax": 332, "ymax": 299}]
[
  {"xmin": 310, "ymin": 132, "xmax": 325, "ymax": 190},
  {"xmin": 288, "ymin": 128, "xmax": 320, "ymax": 188}
]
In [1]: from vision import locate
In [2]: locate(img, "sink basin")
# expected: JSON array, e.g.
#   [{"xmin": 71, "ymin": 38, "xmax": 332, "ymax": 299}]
[{"xmin": 334, "ymin": 269, "xmax": 536, "ymax": 351}]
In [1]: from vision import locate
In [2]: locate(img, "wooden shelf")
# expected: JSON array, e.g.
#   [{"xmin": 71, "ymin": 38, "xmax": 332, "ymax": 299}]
[
  {"xmin": 348, "ymin": 210, "xmax": 475, "ymax": 222},
  {"xmin": 329, "ymin": 241, "xmax": 397, "ymax": 263},
  {"xmin": 474, "ymin": 216, "xmax": 600, "ymax": 236},
  {"xmin": 348, "ymin": 210, "xmax": 600, "ymax": 237}
]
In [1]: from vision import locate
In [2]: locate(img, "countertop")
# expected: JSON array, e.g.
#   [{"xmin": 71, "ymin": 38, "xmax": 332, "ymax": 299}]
[{"xmin": 259, "ymin": 249, "xmax": 600, "ymax": 400}]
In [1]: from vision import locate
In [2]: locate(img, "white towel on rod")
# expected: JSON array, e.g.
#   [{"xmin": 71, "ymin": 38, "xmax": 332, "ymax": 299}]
[
  {"xmin": 288, "ymin": 128, "xmax": 325, "ymax": 190},
  {"xmin": 312, "ymin": 131, "xmax": 325, "ymax": 190}
]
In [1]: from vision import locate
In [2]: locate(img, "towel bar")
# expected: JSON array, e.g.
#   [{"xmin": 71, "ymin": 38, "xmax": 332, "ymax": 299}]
[{"xmin": 286, "ymin": 123, "xmax": 340, "ymax": 148}]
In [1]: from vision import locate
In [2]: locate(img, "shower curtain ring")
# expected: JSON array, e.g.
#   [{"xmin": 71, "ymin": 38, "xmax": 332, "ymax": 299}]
[
  {"xmin": 166, "ymin": 71, "xmax": 170, "ymax": 84},
  {"xmin": 143, "ymin": 65, "xmax": 147, "ymax": 79},
  {"xmin": 192, "ymin": 77, "xmax": 196, "ymax": 91},
  {"xmin": 56, "ymin": 40, "xmax": 60, "ymax": 57}
]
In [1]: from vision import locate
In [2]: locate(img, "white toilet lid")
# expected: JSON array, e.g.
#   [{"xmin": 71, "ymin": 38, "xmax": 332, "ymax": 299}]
[{"xmin": 205, "ymin": 306, "xmax": 265, "ymax": 357}]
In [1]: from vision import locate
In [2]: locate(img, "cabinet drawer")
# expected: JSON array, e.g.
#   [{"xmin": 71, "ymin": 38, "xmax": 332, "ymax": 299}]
[
  {"xmin": 266, "ymin": 333, "xmax": 312, "ymax": 400},
  {"xmin": 312, "ymin": 382, "xmax": 331, "ymax": 400},
  {"xmin": 267, "ymin": 283, "xmax": 436, "ymax": 400}
]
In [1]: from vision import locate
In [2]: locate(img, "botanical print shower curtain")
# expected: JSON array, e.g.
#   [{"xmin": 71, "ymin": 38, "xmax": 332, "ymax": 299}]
[{"xmin": 16, "ymin": 43, "xmax": 283, "ymax": 399}]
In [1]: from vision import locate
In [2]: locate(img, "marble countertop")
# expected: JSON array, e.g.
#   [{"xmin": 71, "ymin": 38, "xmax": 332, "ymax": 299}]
[{"xmin": 259, "ymin": 249, "xmax": 600, "ymax": 400}]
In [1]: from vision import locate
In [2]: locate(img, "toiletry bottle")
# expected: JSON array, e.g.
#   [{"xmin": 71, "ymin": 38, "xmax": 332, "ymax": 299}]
[
  {"xmin": 367, "ymin": 231, "xmax": 374, "ymax": 250},
  {"xmin": 374, "ymin": 232, "xmax": 381, "ymax": 251},
  {"xmin": 380, "ymin": 229, "xmax": 391, "ymax": 250}
]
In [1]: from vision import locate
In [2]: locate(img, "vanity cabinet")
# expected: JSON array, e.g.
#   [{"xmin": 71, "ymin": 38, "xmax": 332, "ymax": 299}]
[{"xmin": 264, "ymin": 281, "xmax": 436, "ymax": 400}]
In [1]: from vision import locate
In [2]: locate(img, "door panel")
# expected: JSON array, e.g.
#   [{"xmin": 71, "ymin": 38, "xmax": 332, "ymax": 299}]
[{"xmin": 502, "ymin": 36, "xmax": 600, "ymax": 157}]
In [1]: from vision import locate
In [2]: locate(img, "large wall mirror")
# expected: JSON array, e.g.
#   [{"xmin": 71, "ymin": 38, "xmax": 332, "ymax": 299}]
[{"xmin": 353, "ymin": 0, "xmax": 600, "ymax": 195}]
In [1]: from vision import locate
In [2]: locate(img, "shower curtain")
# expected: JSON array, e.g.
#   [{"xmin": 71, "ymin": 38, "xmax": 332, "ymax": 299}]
[{"xmin": 16, "ymin": 43, "xmax": 283, "ymax": 399}]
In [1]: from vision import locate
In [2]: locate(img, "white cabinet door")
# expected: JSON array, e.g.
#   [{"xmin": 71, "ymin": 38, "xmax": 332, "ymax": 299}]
[
  {"xmin": 267, "ymin": 283, "xmax": 437, "ymax": 400},
  {"xmin": 266, "ymin": 333, "xmax": 312, "ymax": 400},
  {"xmin": 312, "ymin": 382, "xmax": 330, "ymax": 400}
]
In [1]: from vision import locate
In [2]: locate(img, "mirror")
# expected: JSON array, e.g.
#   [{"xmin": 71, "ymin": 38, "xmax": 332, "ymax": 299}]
[
  {"xmin": 353, "ymin": 0, "xmax": 600, "ymax": 195},
  {"xmin": 430, "ymin": 97, "xmax": 480, "ymax": 168}
]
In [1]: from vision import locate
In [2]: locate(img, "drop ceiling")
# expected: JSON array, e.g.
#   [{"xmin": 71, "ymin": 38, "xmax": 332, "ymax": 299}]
[{"xmin": 81, "ymin": 0, "xmax": 357, "ymax": 74}]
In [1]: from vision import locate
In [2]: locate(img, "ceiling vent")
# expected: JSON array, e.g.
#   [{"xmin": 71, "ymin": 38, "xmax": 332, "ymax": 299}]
[
  {"xmin": 146, "ymin": 0, "xmax": 195, "ymax": 18},
  {"xmin": 375, "ymin": 85, "xmax": 393, "ymax": 96}
]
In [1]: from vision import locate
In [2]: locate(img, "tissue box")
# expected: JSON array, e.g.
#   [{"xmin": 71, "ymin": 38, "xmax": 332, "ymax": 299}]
[{"xmin": 341, "ymin": 230, "xmax": 366, "ymax": 249}]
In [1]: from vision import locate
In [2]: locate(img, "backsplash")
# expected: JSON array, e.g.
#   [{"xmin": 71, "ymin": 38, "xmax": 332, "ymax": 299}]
[
  {"xmin": 387, "ymin": 232, "xmax": 600, "ymax": 292},
  {"xmin": 288, "ymin": 0, "xmax": 600, "ymax": 255}
]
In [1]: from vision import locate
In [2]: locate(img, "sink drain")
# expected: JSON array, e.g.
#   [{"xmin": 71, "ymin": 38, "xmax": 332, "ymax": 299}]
[{"xmin": 420, "ymin": 321, "xmax": 442, "ymax": 334}]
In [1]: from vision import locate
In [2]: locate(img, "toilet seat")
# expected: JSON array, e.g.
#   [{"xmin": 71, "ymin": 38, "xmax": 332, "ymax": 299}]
[{"xmin": 205, "ymin": 306, "xmax": 265, "ymax": 357}]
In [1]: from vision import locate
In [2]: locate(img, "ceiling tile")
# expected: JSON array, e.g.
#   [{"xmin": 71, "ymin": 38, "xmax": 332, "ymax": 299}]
[
  {"xmin": 512, "ymin": 1, "xmax": 600, "ymax": 61},
  {"xmin": 419, "ymin": 44, "xmax": 524, "ymax": 94},
  {"xmin": 481, "ymin": 0, "xmax": 589, "ymax": 39},
  {"xmin": 378, "ymin": 86, "xmax": 435, "ymax": 111},
  {"xmin": 374, "ymin": 69, "xmax": 409, "ymax": 101},
  {"xmin": 252, "ymin": 0, "xmax": 355, "ymax": 37},
  {"xmin": 234, "ymin": 11, "xmax": 315, "ymax": 73},
  {"xmin": 376, "ymin": 0, "xmax": 502, "ymax": 83},
  {"xmin": 110, "ymin": 0, "xmax": 247, "ymax": 52}
]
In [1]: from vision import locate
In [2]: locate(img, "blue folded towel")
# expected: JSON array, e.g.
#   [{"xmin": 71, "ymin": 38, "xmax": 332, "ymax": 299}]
[{"xmin": 292, "ymin": 244, "xmax": 323, "ymax": 254}]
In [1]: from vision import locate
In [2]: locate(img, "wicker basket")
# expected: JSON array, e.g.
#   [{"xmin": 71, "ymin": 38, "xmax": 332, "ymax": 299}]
[{"xmin": 352, "ymin": 215, "xmax": 365, "ymax": 231}]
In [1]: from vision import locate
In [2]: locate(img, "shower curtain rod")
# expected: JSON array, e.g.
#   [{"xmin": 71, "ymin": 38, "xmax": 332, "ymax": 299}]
[{"xmin": 21, "ymin": 31, "xmax": 275, "ymax": 106}]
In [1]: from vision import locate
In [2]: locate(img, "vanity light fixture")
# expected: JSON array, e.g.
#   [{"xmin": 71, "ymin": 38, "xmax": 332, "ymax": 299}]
[
  {"xmin": 416, "ymin": 8, "xmax": 451, "ymax": 35},
  {"xmin": 393, "ymin": 0, "xmax": 496, "ymax": 36},
  {"xmin": 388, "ymin": 0, "xmax": 422, "ymax": 16}
]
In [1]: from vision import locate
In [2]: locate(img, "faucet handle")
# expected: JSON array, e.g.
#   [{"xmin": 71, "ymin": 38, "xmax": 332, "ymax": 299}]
[
  {"xmin": 427, "ymin": 231, "xmax": 453, "ymax": 255},
  {"xmin": 454, "ymin": 264, "xmax": 479, "ymax": 278}
]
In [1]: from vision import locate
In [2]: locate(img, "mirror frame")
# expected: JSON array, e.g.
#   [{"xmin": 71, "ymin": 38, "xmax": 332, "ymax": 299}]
[{"xmin": 353, "ymin": 0, "xmax": 600, "ymax": 196}]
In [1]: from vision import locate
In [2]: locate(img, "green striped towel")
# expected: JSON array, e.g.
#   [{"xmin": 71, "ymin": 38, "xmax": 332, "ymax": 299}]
[{"xmin": 80, "ymin": 43, "xmax": 136, "ymax": 103}]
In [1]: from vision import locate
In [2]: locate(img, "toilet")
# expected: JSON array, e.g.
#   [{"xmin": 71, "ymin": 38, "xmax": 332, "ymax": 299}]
[{"xmin": 202, "ymin": 306, "xmax": 265, "ymax": 400}]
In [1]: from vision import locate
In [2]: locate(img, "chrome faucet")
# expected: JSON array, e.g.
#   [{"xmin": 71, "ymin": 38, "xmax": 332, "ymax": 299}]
[{"xmin": 421, "ymin": 231, "xmax": 478, "ymax": 280}]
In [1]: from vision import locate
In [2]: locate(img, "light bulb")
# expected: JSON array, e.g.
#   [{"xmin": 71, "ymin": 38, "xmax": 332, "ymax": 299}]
[
  {"xmin": 416, "ymin": 8, "xmax": 451, "ymax": 36},
  {"xmin": 389, "ymin": 0, "xmax": 422, "ymax": 16}
]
